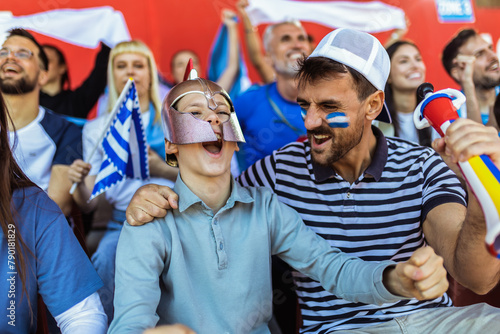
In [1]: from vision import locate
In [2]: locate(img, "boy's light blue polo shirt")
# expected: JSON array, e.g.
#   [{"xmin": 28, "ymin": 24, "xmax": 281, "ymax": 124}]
[{"xmin": 110, "ymin": 176, "xmax": 400, "ymax": 334}]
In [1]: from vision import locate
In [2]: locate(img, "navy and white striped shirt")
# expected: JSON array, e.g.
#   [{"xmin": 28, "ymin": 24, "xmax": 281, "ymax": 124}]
[{"xmin": 238, "ymin": 127, "xmax": 466, "ymax": 333}]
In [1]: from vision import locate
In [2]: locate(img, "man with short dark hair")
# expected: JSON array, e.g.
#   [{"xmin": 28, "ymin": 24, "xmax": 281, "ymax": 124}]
[
  {"xmin": 127, "ymin": 28, "xmax": 500, "ymax": 333},
  {"xmin": 0, "ymin": 28, "xmax": 82, "ymax": 217},
  {"xmin": 442, "ymin": 28, "xmax": 500, "ymax": 130}
]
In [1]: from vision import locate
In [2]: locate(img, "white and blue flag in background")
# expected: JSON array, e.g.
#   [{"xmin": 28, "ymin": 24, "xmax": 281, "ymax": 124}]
[
  {"xmin": 208, "ymin": 18, "xmax": 251, "ymax": 100},
  {"xmin": 89, "ymin": 79, "xmax": 149, "ymax": 201}
]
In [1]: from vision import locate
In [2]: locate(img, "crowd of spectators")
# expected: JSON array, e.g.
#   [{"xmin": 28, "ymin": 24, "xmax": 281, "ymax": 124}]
[{"xmin": 1, "ymin": 2, "xmax": 500, "ymax": 333}]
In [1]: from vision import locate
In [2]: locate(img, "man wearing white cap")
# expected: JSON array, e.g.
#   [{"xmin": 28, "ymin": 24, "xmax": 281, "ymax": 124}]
[{"xmin": 126, "ymin": 28, "xmax": 500, "ymax": 333}]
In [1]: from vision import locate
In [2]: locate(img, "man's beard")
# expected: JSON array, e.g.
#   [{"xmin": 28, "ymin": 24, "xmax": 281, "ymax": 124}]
[
  {"xmin": 273, "ymin": 58, "xmax": 300, "ymax": 77},
  {"xmin": 308, "ymin": 118, "xmax": 364, "ymax": 167},
  {"xmin": 474, "ymin": 61, "xmax": 500, "ymax": 90},
  {"xmin": 474, "ymin": 75, "xmax": 500, "ymax": 90},
  {"xmin": 0, "ymin": 76, "xmax": 37, "ymax": 95}
]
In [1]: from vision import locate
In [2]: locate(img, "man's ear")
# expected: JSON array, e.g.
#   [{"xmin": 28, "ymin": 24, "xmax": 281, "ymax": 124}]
[
  {"xmin": 165, "ymin": 140, "xmax": 178, "ymax": 155},
  {"xmin": 450, "ymin": 66, "xmax": 461, "ymax": 83},
  {"xmin": 264, "ymin": 52, "xmax": 273, "ymax": 68},
  {"xmin": 365, "ymin": 90, "xmax": 385, "ymax": 121},
  {"xmin": 58, "ymin": 64, "xmax": 67, "ymax": 77},
  {"xmin": 38, "ymin": 69, "xmax": 49, "ymax": 86}
]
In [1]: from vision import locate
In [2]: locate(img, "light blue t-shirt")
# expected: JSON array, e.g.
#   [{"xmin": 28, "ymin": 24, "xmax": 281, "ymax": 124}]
[
  {"xmin": 0, "ymin": 187, "xmax": 103, "ymax": 333},
  {"xmin": 109, "ymin": 176, "xmax": 400, "ymax": 334}
]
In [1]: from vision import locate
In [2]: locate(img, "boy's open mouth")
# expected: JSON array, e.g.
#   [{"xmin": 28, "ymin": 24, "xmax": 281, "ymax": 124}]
[{"xmin": 202, "ymin": 133, "xmax": 223, "ymax": 154}]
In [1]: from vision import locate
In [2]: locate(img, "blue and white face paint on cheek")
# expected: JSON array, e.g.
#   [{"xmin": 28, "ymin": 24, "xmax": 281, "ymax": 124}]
[{"xmin": 326, "ymin": 112, "xmax": 349, "ymax": 128}]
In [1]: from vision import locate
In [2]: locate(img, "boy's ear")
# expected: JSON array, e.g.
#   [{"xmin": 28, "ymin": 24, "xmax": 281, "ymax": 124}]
[
  {"xmin": 366, "ymin": 90, "xmax": 384, "ymax": 121},
  {"xmin": 165, "ymin": 140, "xmax": 178, "ymax": 155}
]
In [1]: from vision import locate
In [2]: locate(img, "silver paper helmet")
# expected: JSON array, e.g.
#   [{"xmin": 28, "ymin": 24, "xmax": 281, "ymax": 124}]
[{"xmin": 161, "ymin": 76, "xmax": 245, "ymax": 167}]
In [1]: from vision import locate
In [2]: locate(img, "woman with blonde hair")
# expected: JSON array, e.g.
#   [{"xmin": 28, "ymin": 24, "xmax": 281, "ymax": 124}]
[
  {"xmin": 105, "ymin": 40, "xmax": 166, "ymax": 155},
  {"xmin": 68, "ymin": 40, "xmax": 177, "ymax": 323}
]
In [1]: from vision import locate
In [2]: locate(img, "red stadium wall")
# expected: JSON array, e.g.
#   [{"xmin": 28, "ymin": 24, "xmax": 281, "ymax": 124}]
[{"xmin": 3, "ymin": 0, "xmax": 499, "ymax": 93}]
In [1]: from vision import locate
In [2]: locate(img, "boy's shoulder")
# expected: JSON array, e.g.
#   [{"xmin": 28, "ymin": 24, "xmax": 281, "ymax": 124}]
[
  {"xmin": 123, "ymin": 216, "xmax": 169, "ymax": 234},
  {"xmin": 235, "ymin": 183, "xmax": 278, "ymax": 205},
  {"xmin": 121, "ymin": 216, "xmax": 175, "ymax": 252}
]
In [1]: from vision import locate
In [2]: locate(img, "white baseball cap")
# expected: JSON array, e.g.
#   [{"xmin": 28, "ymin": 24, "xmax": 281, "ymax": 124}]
[{"xmin": 309, "ymin": 28, "xmax": 392, "ymax": 123}]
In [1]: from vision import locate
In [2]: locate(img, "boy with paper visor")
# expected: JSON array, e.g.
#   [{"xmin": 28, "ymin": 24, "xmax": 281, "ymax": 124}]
[{"xmin": 109, "ymin": 70, "xmax": 449, "ymax": 334}]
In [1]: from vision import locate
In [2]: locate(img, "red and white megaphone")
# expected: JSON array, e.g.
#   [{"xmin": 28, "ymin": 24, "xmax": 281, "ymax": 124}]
[{"xmin": 414, "ymin": 83, "xmax": 500, "ymax": 258}]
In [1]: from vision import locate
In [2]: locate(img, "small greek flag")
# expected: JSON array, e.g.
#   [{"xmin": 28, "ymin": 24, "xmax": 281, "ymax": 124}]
[{"xmin": 89, "ymin": 79, "xmax": 149, "ymax": 201}]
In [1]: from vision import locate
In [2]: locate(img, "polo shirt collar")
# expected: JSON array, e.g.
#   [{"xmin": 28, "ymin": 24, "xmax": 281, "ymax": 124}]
[
  {"xmin": 175, "ymin": 175, "xmax": 254, "ymax": 213},
  {"xmin": 312, "ymin": 126, "xmax": 388, "ymax": 182}
]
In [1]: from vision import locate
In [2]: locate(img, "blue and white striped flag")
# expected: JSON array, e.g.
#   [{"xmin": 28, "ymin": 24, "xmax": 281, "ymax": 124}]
[
  {"xmin": 89, "ymin": 79, "xmax": 149, "ymax": 201},
  {"xmin": 208, "ymin": 19, "xmax": 252, "ymax": 100}
]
